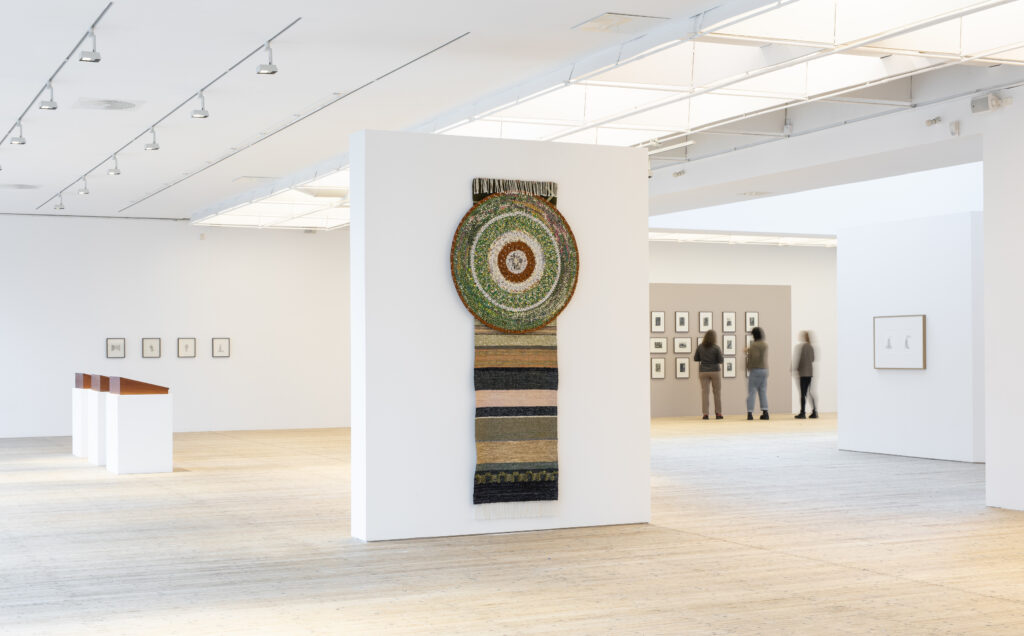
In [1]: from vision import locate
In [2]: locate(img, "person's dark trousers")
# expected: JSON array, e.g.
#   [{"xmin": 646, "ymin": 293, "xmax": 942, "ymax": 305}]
[{"xmin": 799, "ymin": 376, "xmax": 815, "ymax": 414}]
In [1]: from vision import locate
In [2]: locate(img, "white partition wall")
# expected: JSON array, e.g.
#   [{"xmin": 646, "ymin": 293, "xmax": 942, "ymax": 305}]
[
  {"xmin": 71, "ymin": 387, "xmax": 89, "ymax": 458},
  {"xmin": 350, "ymin": 130, "xmax": 650, "ymax": 541}
]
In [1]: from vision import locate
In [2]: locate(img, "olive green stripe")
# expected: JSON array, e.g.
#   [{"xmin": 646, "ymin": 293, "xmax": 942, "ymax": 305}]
[
  {"xmin": 476, "ymin": 462, "xmax": 558, "ymax": 471},
  {"xmin": 475, "ymin": 334, "xmax": 557, "ymax": 347},
  {"xmin": 475, "ymin": 417, "xmax": 558, "ymax": 441},
  {"xmin": 475, "ymin": 345, "xmax": 557, "ymax": 351}
]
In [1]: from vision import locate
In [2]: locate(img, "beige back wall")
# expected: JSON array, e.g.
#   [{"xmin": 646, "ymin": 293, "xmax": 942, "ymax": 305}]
[{"xmin": 650, "ymin": 283, "xmax": 792, "ymax": 417}]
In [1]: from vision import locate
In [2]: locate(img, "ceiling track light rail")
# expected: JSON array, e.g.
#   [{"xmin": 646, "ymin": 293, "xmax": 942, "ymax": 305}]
[
  {"xmin": 0, "ymin": 3, "xmax": 112, "ymax": 147},
  {"xmin": 36, "ymin": 16, "xmax": 303, "ymax": 212}
]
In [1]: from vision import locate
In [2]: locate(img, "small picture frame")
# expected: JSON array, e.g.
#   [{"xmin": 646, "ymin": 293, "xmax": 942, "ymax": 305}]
[
  {"xmin": 212, "ymin": 337, "xmax": 231, "ymax": 358},
  {"xmin": 651, "ymin": 311, "xmax": 665, "ymax": 333},
  {"xmin": 106, "ymin": 338, "xmax": 125, "ymax": 359},
  {"xmin": 723, "ymin": 357, "xmax": 737, "ymax": 378},
  {"xmin": 141, "ymin": 337, "xmax": 161, "ymax": 359},
  {"xmin": 675, "ymin": 357, "xmax": 690, "ymax": 379},
  {"xmin": 675, "ymin": 311, "xmax": 689, "ymax": 333},
  {"xmin": 746, "ymin": 333, "xmax": 754, "ymax": 349},
  {"xmin": 650, "ymin": 337, "xmax": 668, "ymax": 354},
  {"xmin": 723, "ymin": 334, "xmax": 736, "ymax": 355},
  {"xmin": 699, "ymin": 311, "xmax": 712, "ymax": 333},
  {"xmin": 651, "ymin": 358, "xmax": 665, "ymax": 379},
  {"xmin": 178, "ymin": 337, "xmax": 196, "ymax": 358},
  {"xmin": 723, "ymin": 312, "xmax": 736, "ymax": 333},
  {"xmin": 673, "ymin": 337, "xmax": 692, "ymax": 354},
  {"xmin": 746, "ymin": 311, "xmax": 759, "ymax": 332}
]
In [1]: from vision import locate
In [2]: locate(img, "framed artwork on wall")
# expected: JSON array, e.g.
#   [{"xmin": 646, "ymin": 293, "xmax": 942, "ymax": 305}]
[
  {"xmin": 212, "ymin": 337, "xmax": 231, "ymax": 358},
  {"xmin": 106, "ymin": 338, "xmax": 125, "ymax": 359},
  {"xmin": 675, "ymin": 311, "xmax": 689, "ymax": 332},
  {"xmin": 650, "ymin": 337, "xmax": 668, "ymax": 354},
  {"xmin": 873, "ymin": 315, "xmax": 926, "ymax": 369},
  {"xmin": 746, "ymin": 333, "xmax": 754, "ymax": 349},
  {"xmin": 745, "ymin": 311, "xmax": 759, "ymax": 332},
  {"xmin": 141, "ymin": 338, "xmax": 161, "ymax": 359},
  {"xmin": 723, "ymin": 357, "xmax": 737, "ymax": 378},
  {"xmin": 723, "ymin": 334, "xmax": 736, "ymax": 355},
  {"xmin": 177, "ymin": 337, "xmax": 196, "ymax": 358},
  {"xmin": 699, "ymin": 311, "xmax": 712, "ymax": 333},
  {"xmin": 674, "ymin": 337, "xmax": 692, "ymax": 354},
  {"xmin": 651, "ymin": 311, "xmax": 665, "ymax": 333},
  {"xmin": 723, "ymin": 311, "xmax": 736, "ymax": 333},
  {"xmin": 675, "ymin": 357, "xmax": 690, "ymax": 379},
  {"xmin": 651, "ymin": 358, "xmax": 665, "ymax": 379}
]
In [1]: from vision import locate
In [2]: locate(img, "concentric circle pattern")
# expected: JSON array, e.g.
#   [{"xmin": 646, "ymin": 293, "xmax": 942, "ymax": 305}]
[{"xmin": 451, "ymin": 193, "xmax": 579, "ymax": 333}]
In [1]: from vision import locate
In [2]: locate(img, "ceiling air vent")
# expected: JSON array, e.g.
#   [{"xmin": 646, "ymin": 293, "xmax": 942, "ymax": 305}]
[{"xmin": 573, "ymin": 12, "xmax": 668, "ymax": 34}]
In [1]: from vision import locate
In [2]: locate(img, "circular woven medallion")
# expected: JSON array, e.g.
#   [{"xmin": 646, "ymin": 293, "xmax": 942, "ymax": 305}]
[{"xmin": 451, "ymin": 193, "xmax": 579, "ymax": 333}]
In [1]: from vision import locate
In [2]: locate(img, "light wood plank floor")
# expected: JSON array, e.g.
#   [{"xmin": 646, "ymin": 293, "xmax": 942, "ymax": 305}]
[{"xmin": 3, "ymin": 415, "xmax": 1024, "ymax": 635}]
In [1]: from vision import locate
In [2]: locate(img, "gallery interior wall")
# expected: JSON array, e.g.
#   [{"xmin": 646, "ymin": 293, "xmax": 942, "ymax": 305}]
[
  {"xmin": 0, "ymin": 216, "xmax": 350, "ymax": 438},
  {"xmin": 836, "ymin": 211, "xmax": 983, "ymax": 463},
  {"xmin": 648, "ymin": 241, "xmax": 837, "ymax": 413},
  {"xmin": 350, "ymin": 129, "xmax": 651, "ymax": 541},
  {"xmin": 649, "ymin": 283, "xmax": 792, "ymax": 417}
]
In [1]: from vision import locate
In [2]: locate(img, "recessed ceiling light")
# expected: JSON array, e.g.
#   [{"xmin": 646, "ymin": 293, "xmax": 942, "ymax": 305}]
[
  {"xmin": 144, "ymin": 127, "xmax": 160, "ymax": 151},
  {"xmin": 10, "ymin": 121, "xmax": 25, "ymax": 145},
  {"xmin": 191, "ymin": 91, "xmax": 209, "ymax": 119},
  {"xmin": 79, "ymin": 29, "xmax": 101, "ymax": 62},
  {"xmin": 39, "ymin": 82, "xmax": 57, "ymax": 110},
  {"xmin": 257, "ymin": 43, "xmax": 278, "ymax": 75}
]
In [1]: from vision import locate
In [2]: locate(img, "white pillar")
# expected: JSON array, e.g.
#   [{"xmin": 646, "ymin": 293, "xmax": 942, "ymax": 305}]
[{"xmin": 71, "ymin": 387, "xmax": 89, "ymax": 458}]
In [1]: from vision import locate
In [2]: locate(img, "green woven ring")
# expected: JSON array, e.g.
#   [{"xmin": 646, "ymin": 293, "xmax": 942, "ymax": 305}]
[{"xmin": 451, "ymin": 193, "xmax": 579, "ymax": 334}]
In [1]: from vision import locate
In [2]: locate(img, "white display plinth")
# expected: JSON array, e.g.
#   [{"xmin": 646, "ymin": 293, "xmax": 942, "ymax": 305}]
[
  {"xmin": 71, "ymin": 387, "xmax": 89, "ymax": 458},
  {"xmin": 106, "ymin": 393, "xmax": 173, "ymax": 474},
  {"xmin": 86, "ymin": 389, "xmax": 107, "ymax": 466}
]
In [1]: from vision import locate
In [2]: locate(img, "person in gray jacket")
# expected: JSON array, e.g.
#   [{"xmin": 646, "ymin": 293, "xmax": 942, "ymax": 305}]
[
  {"xmin": 794, "ymin": 330, "xmax": 818, "ymax": 419},
  {"xmin": 694, "ymin": 330, "xmax": 724, "ymax": 420},
  {"xmin": 746, "ymin": 327, "xmax": 769, "ymax": 420}
]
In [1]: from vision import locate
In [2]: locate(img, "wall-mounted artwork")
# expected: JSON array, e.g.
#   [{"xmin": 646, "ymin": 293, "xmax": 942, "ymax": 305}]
[
  {"xmin": 674, "ymin": 337, "xmax": 692, "ymax": 354},
  {"xmin": 723, "ymin": 334, "xmax": 736, "ymax": 355},
  {"xmin": 651, "ymin": 358, "xmax": 665, "ymax": 379},
  {"xmin": 745, "ymin": 311, "xmax": 759, "ymax": 332},
  {"xmin": 177, "ymin": 337, "xmax": 196, "ymax": 358},
  {"xmin": 651, "ymin": 311, "xmax": 665, "ymax": 333},
  {"xmin": 675, "ymin": 311, "xmax": 689, "ymax": 332},
  {"xmin": 699, "ymin": 311, "xmax": 712, "ymax": 333},
  {"xmin": 212, "ymin": 337, "xmax": 231, "ymax": 358},
  {"xmin": 106, "ymin": 338, "xmax": 125, "ymax": 359},
  {"xmin": 650, "ymin": 337, "xmax": 667, "ymax": 353},
  {"xmin": 141, "ymin": 338, "xmax": 161, "ymax": 359},
  {"xmin": 874, "ymin": 315, "xmax": 926, "ymax": 369},
  {"xmin": 723, "ymin": 311, "xmax": 736, "ymax": 333},
  {"xmin": 723, "ymin": 357, "xmax": 737, "ymax": 378},
  {"xmin": 746, "ymin": 333, "xmax": 754, "ymax": 349},
  {"xmin": 675, "ymin": 357, "xmax": 690, "ymax": 379}
]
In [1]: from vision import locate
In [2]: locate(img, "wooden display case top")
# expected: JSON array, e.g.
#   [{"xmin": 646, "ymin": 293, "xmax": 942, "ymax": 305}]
[
  {"xmin": 110, "ymin": 377, "xmax": 170, "ymax": 395},
  {"xmin": 75, "ymin": 373, "xmax": 93, "ymax": 389},
  {"xmin": 89, "ymin": 374, "xmax": 110, "ymax": 392}
]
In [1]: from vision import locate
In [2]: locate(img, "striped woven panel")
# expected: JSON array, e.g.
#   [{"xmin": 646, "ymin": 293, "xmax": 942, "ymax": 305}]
[{"xmin": 473, "ymin": 320, "xmax": 558, "ymax": 504}]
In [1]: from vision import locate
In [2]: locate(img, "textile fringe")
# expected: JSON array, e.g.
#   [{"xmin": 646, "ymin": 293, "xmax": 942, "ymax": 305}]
[
  {"xmin": 474, "ymin": 500, "xmax": 559, "ymax": 521},
  {"xmin": 473, "ymin": 178, "xmax": 558, "ymax": 203}
]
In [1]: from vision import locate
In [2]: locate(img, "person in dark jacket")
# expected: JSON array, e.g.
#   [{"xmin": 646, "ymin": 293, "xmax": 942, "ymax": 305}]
[
  {"xmin": 694, "ymin": 330, "xmax": 725, "ymax": 420},
  {"xmin": 794, "ymin": 330, "xmax": 818, "ymax": 419},
  {"xmin": 745, "ymin": 327, "xmax": 769, "ymax": 420}
]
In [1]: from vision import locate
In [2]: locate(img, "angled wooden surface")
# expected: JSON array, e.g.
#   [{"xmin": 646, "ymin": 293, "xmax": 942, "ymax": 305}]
[
  {"xmin": 2, "ymin": 415, "xmax": 1024, "ymax": 634},
  {"xmin": 109, "ymin": 377, "xmax": 170, "ymax": 395}
]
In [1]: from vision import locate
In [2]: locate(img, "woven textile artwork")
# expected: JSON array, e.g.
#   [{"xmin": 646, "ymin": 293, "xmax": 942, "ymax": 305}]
[
  {"xmin": 451, "ymin": 178, "xmax": 578, "ymax": 508},
  {"xmin": 473, "ymin": 320, "xmax": 559, "ymax": 503}
]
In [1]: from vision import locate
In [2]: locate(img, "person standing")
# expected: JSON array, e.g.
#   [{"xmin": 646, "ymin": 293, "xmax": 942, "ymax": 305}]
[
  {"xmin": 794, "ymin": 330, "xmax": 818, "ymax": 419},
  {"xmin": 746, "ymin": 327, "xmax": 769, "ymax": 420},
  {"xmin": 694, "ymin": 330, "xmax": 724, "ymax": 420}
]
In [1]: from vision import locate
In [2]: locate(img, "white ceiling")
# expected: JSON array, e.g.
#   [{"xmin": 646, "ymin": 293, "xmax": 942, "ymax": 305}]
[{"xmin": 0, "ymin": 0, "xmax": 717, "ymax": 218}]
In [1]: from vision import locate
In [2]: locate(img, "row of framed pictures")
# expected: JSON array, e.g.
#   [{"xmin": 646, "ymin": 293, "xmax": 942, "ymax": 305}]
[
  {"xmin": 652, "ymin": 357, "xmax": 739, "ymax": 379},
  {"xmin": 651, "ymin": 311, "xmax": 759, "ymax": 334},
  {"xmin": 106, "ymin": 337, "xmax": 231, "ymax": 359},
  {"xmin": 650, "ymin": 334, "xmax": 754, "ymax": 356}
]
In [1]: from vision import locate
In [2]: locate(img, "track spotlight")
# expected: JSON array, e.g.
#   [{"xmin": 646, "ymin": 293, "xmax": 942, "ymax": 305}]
[
  {"xmin": 257, "ymin": 43, "xmax": 278, "ymax": 75},
  {"xmin": 191, "ymin": 91, "xmax": 209, "ymax": 119},
  {"xmin": 39, "ymin": 83, "xmax": 57, "ymax": 110},
  {"xmin": 10, "ymin": 121, "xmax": 25, "ymax": 145},
  {"xmin": 107, "ymin": 155, "xmax": 121, "ymax": 176},
  {"xmin": 144, "ymin": 127, "xmax": 160, "ymax": 151},
  {"xmin": 78, "ymin": 177, "xmax": 90, "ymax": 195},
  {"xmin": 54, "ymin": 193, "xmax": 65, "ymax": 210},
  {"xmin": 79, "ymin": 30, "xmax": 101, "ymax": 63}
]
